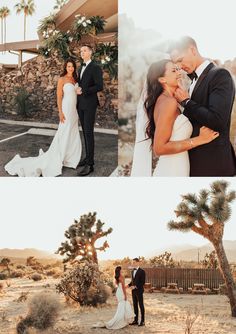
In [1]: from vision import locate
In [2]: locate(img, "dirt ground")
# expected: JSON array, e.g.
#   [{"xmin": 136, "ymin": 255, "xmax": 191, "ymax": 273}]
[{"xmin": 1, "ymin": 278, "xmax": 236, "ymax": 334}]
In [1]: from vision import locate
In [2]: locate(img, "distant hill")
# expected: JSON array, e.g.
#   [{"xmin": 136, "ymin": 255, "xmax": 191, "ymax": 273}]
[{"xmin": 0, "ymin": 248, "xmax": 59, "ymax": 260}]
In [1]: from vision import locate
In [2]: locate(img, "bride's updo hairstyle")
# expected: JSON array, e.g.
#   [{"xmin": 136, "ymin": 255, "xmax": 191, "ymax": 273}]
[
  {"xmin": 115, "ymin": 266, "xmax": 122, "ymax": 284},
  {"xmin": 144, "ymin": 59, "xmax": 170, "ymax": 144},
  {"xmin": 61, "ymin": 58, "xmax": 78, "ymax": 81}
]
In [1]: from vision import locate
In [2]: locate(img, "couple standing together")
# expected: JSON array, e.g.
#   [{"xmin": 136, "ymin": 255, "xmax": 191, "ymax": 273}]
[
  {"xmin": 95, "ymin": 258, "xmax": 146, "ymax": 330},
  {"xmin": 132, "ymin": 36, "xmax": 236, "ymax": 176},
  {"xmin": 5, "ymin": 45, "xmax": 103, "ymax": 177}
]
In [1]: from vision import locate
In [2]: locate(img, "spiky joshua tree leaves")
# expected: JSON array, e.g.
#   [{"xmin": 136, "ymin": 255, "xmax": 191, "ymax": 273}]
[
  {"xmin": 56, "ymin": 212, "xmax": 113, "ymax": 264},
  {"xmin": 168, "ymin": 180, "xmax": 236, "ymax": 317}
]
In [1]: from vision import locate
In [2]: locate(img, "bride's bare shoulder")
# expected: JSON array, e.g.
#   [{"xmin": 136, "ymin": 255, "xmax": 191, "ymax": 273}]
[{"xmin": 154, "ymin": 95, "xmax": 178, "ymax": 118}]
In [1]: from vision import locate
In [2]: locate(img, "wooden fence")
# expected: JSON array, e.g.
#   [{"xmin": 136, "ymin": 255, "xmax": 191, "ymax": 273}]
[{"xmin": 144, "ymin": 267, "xmax": 224, "ymax": 291}]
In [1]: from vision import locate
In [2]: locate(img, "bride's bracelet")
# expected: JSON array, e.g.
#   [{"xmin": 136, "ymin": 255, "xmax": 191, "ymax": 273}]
[{"xmin": 189, "ymin": 139, "xmax": 194, "ymax": 149}]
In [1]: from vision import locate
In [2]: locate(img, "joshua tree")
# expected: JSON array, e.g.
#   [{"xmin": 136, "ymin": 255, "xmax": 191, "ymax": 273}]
[
  {"xmin": 56, "ymin": 212, "xmax": 113, "ymax": 264},
  {"xmin": 202, "ymin": 250, "xmax": 219, "ymax": 269},
  {"xmin": 149, "ymin": 251, "xmax": 175, "ymax": 267},
  {"xmin": 168, "ymin": 180, "xmax": 236, "ymax": 317},
  {"xmin": 15, "ymin": 0, "xmax": 36, "ymax": 40},
  {"xmin": 0, "ymin": 257, "xmax": 11, "ymax": 275},
  {"xmin": 2, "ymin": 6, "xmax": 10, "ymax": 45}
]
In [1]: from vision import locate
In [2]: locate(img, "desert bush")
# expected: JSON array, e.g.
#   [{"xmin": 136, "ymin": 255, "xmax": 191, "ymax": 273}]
[
  {"xmin": 31, "ymin": 274, "xmax": 42, "ymax": 281},
  {"xmin": 56, "ymin": 261, "xmax": 111, "ymax": 306},
  {"xmin": 10, "ymin": 270, "xmax": 24, "ymax": 278},
  {"xmin": 16, "ymin": 292, "xmax": 60, "ymax": 334},
  {"xmin": 0, "ymin": 273, "xmax": 7, "ymax": 280},
  {"xmin": 16, "ymin": 265, "xmax": 26, "ymax": 270}
]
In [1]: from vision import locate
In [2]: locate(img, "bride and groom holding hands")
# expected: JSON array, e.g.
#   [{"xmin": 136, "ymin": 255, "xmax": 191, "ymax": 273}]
[
  {"xmin": 94, "ymin": 258, "xmax": 146, "ymax": 330},
  {"xmin": 5, "ymin": 45, "xmax": 103, "ymax": 177},
  {"xmin": 131, "ymin": 36, "xmax": 236, "ymax": 177}
]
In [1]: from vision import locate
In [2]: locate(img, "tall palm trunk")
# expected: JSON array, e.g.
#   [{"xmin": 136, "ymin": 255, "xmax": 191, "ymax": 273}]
[
  {"xmin": 213, "ymin": 240, "xmax": 236, "ymax": 317},
  {"xmin": 1, "ymin": 18, "xmax": 3, "ymax": 45},
  {"xmin": 24, "ymin": 13, "xmax": 26, "ymax": 40}
]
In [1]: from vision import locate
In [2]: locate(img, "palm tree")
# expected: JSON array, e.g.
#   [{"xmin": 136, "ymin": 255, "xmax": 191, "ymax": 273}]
[
  {"xmin": 53, "ymin": 0, "xmax": 68, "ymax": 11},
  {"xmin": 15, "ymin": 0, "xmax": 36, "ymax": 41},
  {"xmin": 2, "ymin": 6, "xmax": 10, "ymax": 45},
  {"xmin": 168, "ymin": 180, "xmax": 236, "ymax": 317},
  {"xmin": 0, "ymin": 7, "xmax": 4, "ymax": 45}
]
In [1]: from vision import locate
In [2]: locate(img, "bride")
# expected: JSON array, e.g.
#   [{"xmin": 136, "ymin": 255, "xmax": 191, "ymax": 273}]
[
  {"xmin": 93, "ymin": 266, "xmax": 133, "ymax": 330},
  {"xmin": 131, "ymin": 59, "xmax": 219, "ymax": 176},
  {"xmin": 5, "ymin": 59, "xmax": 82, "ymax": 177}
]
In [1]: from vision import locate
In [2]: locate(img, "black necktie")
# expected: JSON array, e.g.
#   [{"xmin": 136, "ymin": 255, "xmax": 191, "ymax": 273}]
[
  {"xmin": 187, "ymin": 71, "xmax": 198, "ymax": 82},
  {"xmin": 81, "ymin": 63, "xmax": 86, "ymax": 67}
]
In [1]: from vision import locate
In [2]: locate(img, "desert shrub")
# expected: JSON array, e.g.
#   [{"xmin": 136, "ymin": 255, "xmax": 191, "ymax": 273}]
[
  {"xmin": 31, "ymin": 274, "xmax": 42, "ymax": 281},
  {"xmin": 16, "ymin": 292, "xmax": 60, "ymax": 334},
  {"xmin": 46, "ymin": 269, "xmax": 56, "ymax": 276},
  {"xmin": 13, "ymin": 88, "xmax": 38, "ymax": 117},
  {"xmin": 56, "ymin": 261, "xmax": 111, "ymax": 306},
  {"xmin": 0, "ymin": 273, "xmax": 7, "ymax": 280},
  {"xmin": 10, "ymin": 270, "xmax": 24, "ymax": 278},
  {"xmin": 16, "ymin": 265, "xmax": 26, "ymax": 270}
]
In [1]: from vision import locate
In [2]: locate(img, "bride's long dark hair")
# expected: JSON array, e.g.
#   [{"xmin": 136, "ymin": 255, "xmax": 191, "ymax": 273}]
[
  {"xmin": 61, "ymin": 58, "xmax": 78, "ymax": 81},
  {"xmin": 115, "ymin": 266, "xmax": 121, "ymax": 284},
  {"xmin": 144, "ymin": 59, "xmax": 170, "ymax": 144}
]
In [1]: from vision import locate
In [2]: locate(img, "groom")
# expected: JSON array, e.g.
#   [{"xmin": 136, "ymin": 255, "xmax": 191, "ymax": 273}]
[
  {"xmin": 169, "ymin": 36, "xmax": 236, "ymax": 176},
  {"xmin": 76, "ymin": 44, "xmax": 103, "ymax": 176},
  {"xmin": 127, "ymin": 258, "xmax": 146, "ymax": 327}
]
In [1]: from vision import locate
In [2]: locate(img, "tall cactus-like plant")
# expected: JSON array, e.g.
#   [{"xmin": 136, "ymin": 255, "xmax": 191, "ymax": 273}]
[
  {"xmin": 56, "ymin": 212, "xmax": 113, "ymax": 264},
  {"xmin": 168, "ymin": 180, "xmax": 236, "ymax": 317}
]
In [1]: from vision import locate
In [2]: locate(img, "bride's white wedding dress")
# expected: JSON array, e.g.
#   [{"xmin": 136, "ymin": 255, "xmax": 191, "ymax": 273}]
[
  {"xmin": 5, "ymin": 83, "xmax": 82, "ymax": 177},
  {"xmin": 93, "ymin": 283, "xmax": 134, "ymax": 330},
  {"xmin": 153, "ymin": 114, "xmax": 193, "ymax": 176}
]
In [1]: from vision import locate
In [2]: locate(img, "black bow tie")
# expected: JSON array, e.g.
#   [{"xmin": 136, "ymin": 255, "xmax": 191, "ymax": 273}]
[
  {"xmin": 187, "ymin": 71, "xmax": 198, "ymax": 81},
  {"xmin": 81, "ymin": 63, "xmax": 86, "ymax": 67}
]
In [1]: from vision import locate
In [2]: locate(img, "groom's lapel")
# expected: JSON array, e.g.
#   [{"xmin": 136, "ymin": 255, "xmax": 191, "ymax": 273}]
[{"xmin": 191, "ymin": 62, "xmax": 215, "ymax": 99}]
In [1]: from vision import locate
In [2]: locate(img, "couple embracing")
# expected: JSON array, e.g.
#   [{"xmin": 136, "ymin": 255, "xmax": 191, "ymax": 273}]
[
  {"xmin": 5, "ymin": 45, "xmax": 103, "ymax": 177},
  {"xmin": 132, "ymin": 36, "xmax": 236, "ymax": 177}
]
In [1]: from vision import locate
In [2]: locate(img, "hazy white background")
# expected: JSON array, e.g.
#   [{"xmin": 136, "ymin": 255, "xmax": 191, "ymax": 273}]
[
  {"xmin": 0, "ymin": 178, "xmax": 235, "ymax": 260},
  {"xmin": 119, "ymin": 0, "xmax": 236, "ymax": 62},
  {"xmin": 0, "ymin": 0, "xmax": 56, "ymax": 64}
]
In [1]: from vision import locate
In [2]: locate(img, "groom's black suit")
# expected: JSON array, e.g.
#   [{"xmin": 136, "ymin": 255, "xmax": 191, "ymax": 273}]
[
  {"xmin": 77, "ymin": 61, "xmax": 103, "ymax": 166},
  {"xmin": 183, "ymin": 63, "xmax": 236, "ymax": 176},
  {"xmin": 129, "ymin": 268, "xmax": 146, "ymax": 324}
]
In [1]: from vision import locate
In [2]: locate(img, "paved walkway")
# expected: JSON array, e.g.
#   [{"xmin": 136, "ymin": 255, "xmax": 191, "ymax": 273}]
[{"xmin": 0, "ymin": 123, "xmax": 117, "ymax": 177}]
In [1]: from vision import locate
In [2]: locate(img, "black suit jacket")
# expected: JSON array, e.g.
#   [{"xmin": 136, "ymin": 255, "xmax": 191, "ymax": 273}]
[
  {"xmin": 183, "ymin": 63, "xmax": 236, "ymax": 176},
  {"xmin": 77, "ymin": 61, "xmax": 103, "ymax": 110},
  {"xmin": 129, "ymin": 268, "xmax": 146, "ymax": 292}
]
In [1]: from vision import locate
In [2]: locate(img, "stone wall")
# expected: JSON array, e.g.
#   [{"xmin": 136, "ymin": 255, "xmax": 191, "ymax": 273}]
[{"xmin": 0, "ymin": 55, "xmax": 118, "ymax": 129}]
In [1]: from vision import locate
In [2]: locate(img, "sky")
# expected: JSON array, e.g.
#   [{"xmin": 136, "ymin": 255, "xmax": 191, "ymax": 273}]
[
  {"xmin": 119, "ymin": 0, "xmax": 236, "ymax": 62},
  {"xmin": 0, "ymin": 177, "xmax": 235, "ymax": 261},
  {"xmin": 0, "ymin": 0, "xmax": 57, "ymax": 64}
]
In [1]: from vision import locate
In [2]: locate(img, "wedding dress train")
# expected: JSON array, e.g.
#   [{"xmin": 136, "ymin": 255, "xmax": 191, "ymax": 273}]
[
  {"xmin": 5, "ymin": 83, "xmax": 82, "ymax": 177},
  {"xmin": 93, "ymin": 283, "xmax": 134, "ymax": 330}
]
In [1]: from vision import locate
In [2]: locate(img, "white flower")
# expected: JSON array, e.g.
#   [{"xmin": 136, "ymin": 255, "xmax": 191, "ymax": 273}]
[
  {"xmin": 81, "ymin": 16, "xmax": 86, "ymax": 21},
  {"xmin": 75, "ymin": 14, "xmax": 80, "ymax": 18},
  {"xmin": 45, "ymin": 51, "xmax": 48, "ymax": 55},
  {"xmin": 46, "ymin": 34, "xmax": 49, "ymax": 38},
  {"xmin": 86, "ymin": 19, "xmax": 91, "ymax": 24},
  {"xmin": 82, "ymin": 22, "xmax": 87, "ymax": 27},
  {"xmin": 42, "ymin": 31, "xmax": 46, "ymax": 37},
  {"xmin": 77, "ymin": 19, "xmax": 82, "ymax": 24},
  {"xmin": 69, "ymin": 37, "xmax": 73, "ymax": 42},
  {"xmin": 101, "ymin": 59, "xmax": 105, "ymax": 64},
  {"xmin": 105, "ymin": 56, "xmax": 111, "ymax": 62},
  {"xmin": 67, "ymin": 30, "xmax": 70, "ymax": 33}
]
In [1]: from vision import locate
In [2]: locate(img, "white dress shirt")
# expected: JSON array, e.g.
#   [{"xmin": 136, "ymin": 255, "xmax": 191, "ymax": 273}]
[
  {"xmin": 189, "ymin": 59, "xmax": 211, "ymax": 97},
  {"xmin": 133, "ymin": 267, "xmax": 139, "ymax": 278},
  {"xmin": 80, "ymin": 59, "xmax": 92, "ymax": 79}
]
